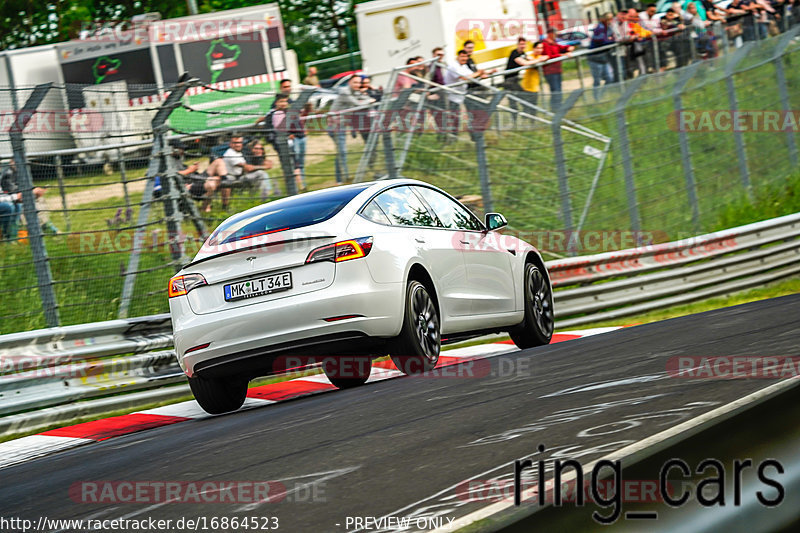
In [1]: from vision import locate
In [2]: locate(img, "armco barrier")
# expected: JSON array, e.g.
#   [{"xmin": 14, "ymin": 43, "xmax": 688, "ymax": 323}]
[
  {"xmin": 1, "ymin": 213, "xmax": 799, "ymax": 436},
  {"xmin": 550, "ymin": 212, "xmax": 800, "ymax": 327}
]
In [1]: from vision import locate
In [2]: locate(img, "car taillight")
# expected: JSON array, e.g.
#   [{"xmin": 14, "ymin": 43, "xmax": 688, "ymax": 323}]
[
  {"xmin": 305, "ymin": 237, "xmax": 373, "ymax": 264},
  {"xmin": 168, "ymin": 273, "xmax": 208, "ymax": 297}
]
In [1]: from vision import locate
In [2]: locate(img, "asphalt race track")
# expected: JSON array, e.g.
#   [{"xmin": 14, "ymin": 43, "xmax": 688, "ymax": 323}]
[{"xmin": 2, "ymin": 294, "xmax": 799, "ymax": 532}]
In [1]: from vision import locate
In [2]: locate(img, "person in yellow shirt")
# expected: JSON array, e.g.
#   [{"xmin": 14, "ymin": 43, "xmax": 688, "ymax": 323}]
[{"xmin": 519, "ymin": 41, "xmax": 549, "ymax": 107}]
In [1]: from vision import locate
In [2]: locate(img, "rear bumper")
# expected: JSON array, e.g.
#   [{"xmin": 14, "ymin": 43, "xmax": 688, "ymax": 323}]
[{"xmin": 170, "ymin": 264, "xmax": 404, "ymax": 377}]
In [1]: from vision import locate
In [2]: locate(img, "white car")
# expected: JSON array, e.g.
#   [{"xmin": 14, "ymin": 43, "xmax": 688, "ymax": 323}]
[{"xmin": 169, "ymin": 179, "xmax": 554, "ymax": 413}]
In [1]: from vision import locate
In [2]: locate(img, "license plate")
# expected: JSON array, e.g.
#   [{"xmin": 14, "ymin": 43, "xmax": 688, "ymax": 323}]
[{"xmin": 224, "ymin": 272, "xmax": 292, "ymax": 302}]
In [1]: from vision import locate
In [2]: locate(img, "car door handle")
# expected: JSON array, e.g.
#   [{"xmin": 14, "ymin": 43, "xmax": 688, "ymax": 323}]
[
  {"xmin": 459, "ymin": 240, "xmax": 470, "ymax": 245},
  {"xmin": 415, "ymin": 237, "xmax": 426, "ymax": 244}
]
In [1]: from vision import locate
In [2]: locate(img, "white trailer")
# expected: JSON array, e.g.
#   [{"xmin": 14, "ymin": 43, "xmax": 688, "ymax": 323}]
[
  {"xmin": 0, "ymin": 46, "xmax": 72, "ymax": 157},
  {"xmin": 1, "ymin": 4, "xmax": 299, "ymax": 162},
  {"xmin": 355, "ymin": 0, "xmax": 538, "ymax": 87}
]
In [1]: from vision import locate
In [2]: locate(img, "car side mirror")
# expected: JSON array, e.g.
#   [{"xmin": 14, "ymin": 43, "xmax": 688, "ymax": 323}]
[{"xmin": 485, "ymin": 212, "xmax": 507, "ymax": 231}]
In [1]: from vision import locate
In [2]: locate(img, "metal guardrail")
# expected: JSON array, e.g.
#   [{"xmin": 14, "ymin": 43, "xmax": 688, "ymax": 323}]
[
  {"xmin": 550, "ymin": 212, "xmax": 800, "ymax": 327},
  {"xmin": 1, "ymin": 213, "xmax": 799, "ymax": 435}
]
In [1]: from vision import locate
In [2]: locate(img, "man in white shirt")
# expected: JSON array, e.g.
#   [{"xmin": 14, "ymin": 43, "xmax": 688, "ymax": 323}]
[
  {"xmin": 639, "ymin": 3, "xmax": 663, "ymax": 72},
  {"xmin": 219, "ymin": 134, "xmax": 272, "ymax": 210}
]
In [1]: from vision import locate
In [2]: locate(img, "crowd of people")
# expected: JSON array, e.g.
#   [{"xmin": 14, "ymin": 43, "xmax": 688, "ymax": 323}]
[{"xmin": 580, "ymin": 1, "xmax": 800, "ymax": 95}]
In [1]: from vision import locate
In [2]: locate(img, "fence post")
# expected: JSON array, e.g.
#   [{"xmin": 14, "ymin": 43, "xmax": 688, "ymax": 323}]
[
  {"xmin": 116, "ymin": 147, "xmax": 131, "ymax": 214},
  {"xmin": 470, "ymin": 92, "xmax": 504, "ymax": 215},
  {"xmin": 8, "ymin": 83, "xmax": 60, "ymax": 327},
  {"xmin": 395, "ymin": 89, "xmax": 428, "ymax": 174},
  {"xmin": 725, "ymin": 42, "xmax": 754, "ymax": 193},
  {"xmin": 354, "ymin": 68, "xmax": 402, "ymax": 182},
  {"xmin": 160, "ymin": 151, "xmax": 186, "ymax": 263},
  {"xmin": 651, "ymin": 34, "xmax": 660, "ymax": 72},
  {"xmin": 382, "ymin": 91, "xmax": 413, "ymax": 180},
  {"xmin": 54, "ymin": 154, "xmax": 70, "ymax": 232},
  {"xmin": 119, "ymin": 74, "xmax": 194, "ymax": 319},
  {"xmin": 552, "ymin": 89, "xmax": 584, "ymax": 250},
  {"xmin": 717, "ymin": 21, "xmax": 729, "ymax": 55},
  {"xmin": 772, "ymin": 27, "xmax": 800, "ymax": 168},
  {"xmin": 575, "ymin": 56, "xmax": 585, "ymax": 94},
  {"xmin": 673, "ymin": 62, "xmax": 702, "ymax": 233},
  {"xmin": 355, "ymin": 89, "xmax": 411, "ymax": 182},
  {"xmin": 276, "ymin": 89, "xmax": 314, "ymax": 196},
  {"xmin": 615, "ymin": 76, "xmax": 648, "ymax": 239},
  {"xmin": 614, "ymin": 49, "xmax": 625, "ymax": 87}
]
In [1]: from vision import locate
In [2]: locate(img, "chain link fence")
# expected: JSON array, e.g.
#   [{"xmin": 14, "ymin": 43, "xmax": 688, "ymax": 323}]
[{"xmin": 1, "ymin": 28, "xmax": 800, "ymax": 334}]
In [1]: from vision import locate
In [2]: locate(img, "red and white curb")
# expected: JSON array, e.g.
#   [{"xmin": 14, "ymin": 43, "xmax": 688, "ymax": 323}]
[{"xmin": 0, "ymin": 328, "xmax": 621, "ymax": 470}]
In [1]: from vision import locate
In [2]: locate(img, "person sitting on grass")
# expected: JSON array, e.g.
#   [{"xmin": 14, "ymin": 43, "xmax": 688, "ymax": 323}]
[
  {"xmin": 218, "ymin": 134, "xmax": 272, "ymax": 210},
  {"xmin": 169, "ymin": 139, "xmax": 224, "ymax": 214}
]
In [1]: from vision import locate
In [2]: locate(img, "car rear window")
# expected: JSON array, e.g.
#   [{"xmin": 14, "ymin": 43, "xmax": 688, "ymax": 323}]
[{"xmin": 207, "ymin": 184, "xmax": 370, "ymax": 246}]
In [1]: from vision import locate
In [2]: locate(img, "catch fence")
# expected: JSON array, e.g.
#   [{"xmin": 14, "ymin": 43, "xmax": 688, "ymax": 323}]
[{"xmin": 1, "ymin": 28, "xmax": 800, "ymax": 333}]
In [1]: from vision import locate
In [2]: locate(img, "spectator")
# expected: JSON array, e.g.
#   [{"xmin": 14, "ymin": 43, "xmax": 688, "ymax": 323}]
[
  {"xmin": 661, "ymin": 9, "xmax": 690, "ymax": 68},
  {"xmin": 412, "ymin": 55, "xmax": 429, "ymax": 79},
  {"xmin": 504, "ymin": 37, "xmax": 529, "ymax": 93},
  {"xmin": 701, "ymin": 0, "xmax": 729, "ymax": 23},
  {"xmin": 463, "ymin": 39, "xmax": 495, "ymax": 88},
  {"xmin": 361, "ymin": 75, "xmax": 383, "ymax": 102},
  {"xmin": 0, "ymin": 164, "xmax": 21, "ymax": 241},
  {"xmin": 288, "ymin": 102, "xmax": 312, "ymax": 192},
  {"xmin": 219, "ymin": 134, "xmax": 273, "ymax": 209},
  {"xmin": 541, "ymin": 27, "xmax": 574, "ymax": 111},
  {"xmin": 755, "ymin": 0, "xmax": 775, "ymax": 39},
  {"xmin": 442, "ymin": 49, "xmax": 484, "ymax": 132},
  {"xmin": 270, "ymin": 79, "xmax": 293, "ymax": 108},
  {"xmin": 0, "ymin": 159, "xmax": 56, "ymax": 237},
  {"xmin": 639, "ymin": 4, "xmax": 663, "ymax": 72},
  {"xmin": 626, "ymin": 8, "xmax": 653, "ymax": 77},
  {"xmin": 329, "ymin": 75, "xmax": 375, "ymax": 183},
  {"xmin": 429, "ymin": 47, "xmax": 452, "ymax": 140},
  {"xmin": 169, "ymin": 140, "xmax": 222, "ymax": 212},
  {"xmin": 463, "ymin": 40, "xmax": 478, "ymax": 71},
  {"xmin": 245, "ymin": 140, "xmax": 279, "ymax": 197},
  {"xmin": 269, "ymin": 94, "xmax": 302, "ymax": 195},
  {"xmin": 303, "ymin": 66, "xmax": 321, "ymax": 87},
  {"xmin": 588, "ymin": 13, "xmax": 616, "ymax": 98},
  {"xmin": 729, "ymin": 0, "xmax": 759, "ymax": 41},
  {"xmin": 394, "ymin": 57, "xmax": 423, "ymax": 94},
  {"xmin": 686, "ymin": 2, "xmax": 715, "ymax": 57},
  {"xmin": 612, "ymin": 10, "xmax": 635, "ymax": 80},
  {"xmin": 430, "ymin": 47, "xmax": 447, "ymax": 86},
  {"xmin": 519, "ymin": 40, "xmax": 550, "ymax": 107},
  {"xmin": 357, "ymin": 76, "xmax": 382, "ymax": 144}
]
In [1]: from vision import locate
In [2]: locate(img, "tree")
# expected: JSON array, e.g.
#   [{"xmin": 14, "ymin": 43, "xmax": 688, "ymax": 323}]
[{"xmin": 0, "ymin": 0, "xmax": 367, "ymax": 67}]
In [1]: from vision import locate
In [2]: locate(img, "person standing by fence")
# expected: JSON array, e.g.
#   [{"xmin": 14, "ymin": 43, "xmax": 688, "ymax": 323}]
[
  {"xmin": 588, "ymin": 13, "xmax": 616, "ymax": 99},
  {"xmin": 329, "ymin": 76, "xmax": 375, "ymax": 183},
  {"xmin": 541, "ymin": 28, "xmax": 574, "ymax": 111}
]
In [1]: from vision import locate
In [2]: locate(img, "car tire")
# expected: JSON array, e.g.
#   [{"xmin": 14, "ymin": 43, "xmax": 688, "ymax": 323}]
[
  {"xmin": 322, "ymin": 356, "xmax": 372, "ymax": 389},
  {"xmin": 509, "ymin": 263, "xmax": 554, "ymax": 349},
  {"xmin": 390, "ymin": 280, "xmax": 440, "ymax": 375},
  {"xmin": 188, "ymin": 374, "xmax": 248, "ymax": 414}
]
